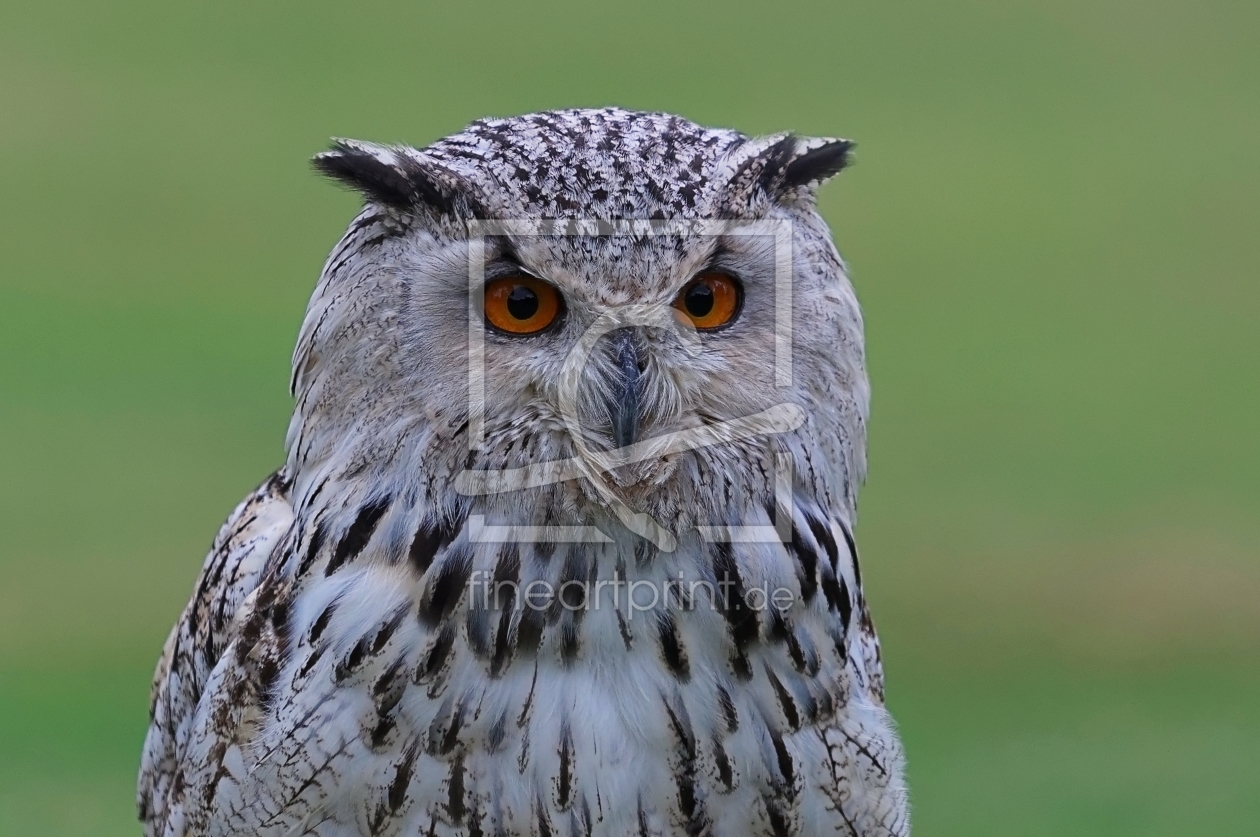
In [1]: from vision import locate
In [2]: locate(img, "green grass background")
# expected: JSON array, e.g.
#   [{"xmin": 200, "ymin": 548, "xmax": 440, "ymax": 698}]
[{"xmin": 2, "ymin": 1, "xmax": 1258, "ymax": 833}]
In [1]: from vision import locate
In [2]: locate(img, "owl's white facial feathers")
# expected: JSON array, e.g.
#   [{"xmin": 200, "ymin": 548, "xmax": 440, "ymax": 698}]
[{"xmin": 292, "ymin": 109, "xmax": 867, "ymax": 535}]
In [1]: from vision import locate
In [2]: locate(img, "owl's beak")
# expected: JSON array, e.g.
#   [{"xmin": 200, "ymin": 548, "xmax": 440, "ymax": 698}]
[{"xmin": 607, "ymin": 328, "xmax": 642, "ymax": 449}]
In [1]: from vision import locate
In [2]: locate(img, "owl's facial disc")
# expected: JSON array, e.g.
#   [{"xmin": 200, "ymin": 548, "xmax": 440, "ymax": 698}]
[{"xmin": 482, "ymin": 261, "xmax": 748, "ymax": 458}]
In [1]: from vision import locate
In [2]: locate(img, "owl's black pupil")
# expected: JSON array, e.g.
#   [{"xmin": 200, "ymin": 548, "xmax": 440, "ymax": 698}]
[
  {"xmin": 684, "ymin": 282, "xmax": 714, "ymax": 317},
  {"xmin": 506, "ymin": 285, "xmax": 539, "ymax": 320}
]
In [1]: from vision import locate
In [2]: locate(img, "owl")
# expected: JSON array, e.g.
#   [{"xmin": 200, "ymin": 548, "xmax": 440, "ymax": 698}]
[{"xmin": 138, "ymin": 108, "xmax": 909, "ymax": 837}]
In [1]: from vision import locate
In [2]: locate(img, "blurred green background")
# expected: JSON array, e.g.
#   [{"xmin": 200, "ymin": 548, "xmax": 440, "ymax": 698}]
[{"xmin": 2, "ymin": 0, "xmax": 1258, "ymax": 834}]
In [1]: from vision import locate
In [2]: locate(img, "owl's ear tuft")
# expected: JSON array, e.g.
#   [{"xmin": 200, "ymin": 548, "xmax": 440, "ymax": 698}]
[
  {"xmin": 752, "ymin": 135, "xmax": 806, "ymax": 196},
  {"xmin": 722, "ymin": 134, "xmax": 855, "ymax": 214},
  {"xmin": 313, "ymin": 139, "xmax": 472, "ymax": 217},
  {"xmin": 781, "ymin": 137, "xmax": 854, "ymax": 190}
]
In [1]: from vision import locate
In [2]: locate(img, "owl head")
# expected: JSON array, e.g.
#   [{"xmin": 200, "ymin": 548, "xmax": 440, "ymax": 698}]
[{"xmin": 288, "ymin": 108, "xmax": 867, "ymax": 546}]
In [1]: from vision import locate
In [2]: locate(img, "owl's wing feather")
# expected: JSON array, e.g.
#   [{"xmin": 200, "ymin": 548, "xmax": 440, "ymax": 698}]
[{"xmin": 137, "ymin": 470, "xmax": 294, "ymax": 837}]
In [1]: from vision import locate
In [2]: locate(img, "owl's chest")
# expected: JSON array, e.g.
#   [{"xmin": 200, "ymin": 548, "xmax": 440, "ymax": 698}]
[{"xmin": 240, "ymin": 537, "xmax": 852, "ymax": 837}]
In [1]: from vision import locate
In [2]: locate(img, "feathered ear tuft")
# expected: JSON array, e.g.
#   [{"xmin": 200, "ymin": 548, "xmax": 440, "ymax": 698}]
[
  {"xmin": 781, "ymin": 137, "xmax": 854, "ymax": 189},
  {"xmin": 752, "ymin": 135, "xmax": 805, "ymax": 196},
  {"xmin": 719, "ymin": 133, "xmax": 855, "ymax": 215},
  {"xmin": 312, "ymin": 139, "xmax": 474, "ymax": 217}
]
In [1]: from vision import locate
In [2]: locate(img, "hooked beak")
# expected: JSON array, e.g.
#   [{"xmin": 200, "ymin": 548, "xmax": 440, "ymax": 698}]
[{"xmin": 607, "ymin": 328, "xmax": 642, "ymax": 449}]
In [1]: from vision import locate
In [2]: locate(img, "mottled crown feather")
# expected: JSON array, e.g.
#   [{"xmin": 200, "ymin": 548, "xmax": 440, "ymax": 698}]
[{"xmin": 312, "ymin": 107, "xmax": 853, "ymax": 220}]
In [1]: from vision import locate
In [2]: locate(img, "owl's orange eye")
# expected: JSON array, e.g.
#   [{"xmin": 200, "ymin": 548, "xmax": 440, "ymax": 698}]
[
  {"xmin": 673, "ymin": 272, "xmax": 742, "ymax": 330},
  {"xmin": 484, "ymin": 276, "xmax": 563, "ymax": 335}
]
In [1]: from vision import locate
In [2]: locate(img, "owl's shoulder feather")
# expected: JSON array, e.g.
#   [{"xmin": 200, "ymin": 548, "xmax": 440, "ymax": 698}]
[{"xmin": 137, "ymin": 470, "xmax": 294, "ymax": 836}]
